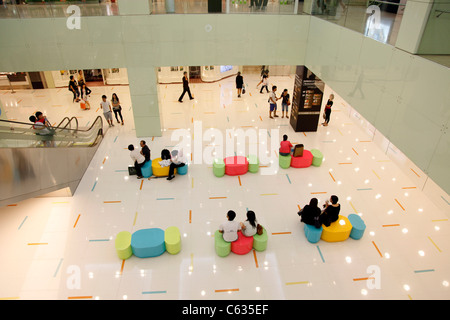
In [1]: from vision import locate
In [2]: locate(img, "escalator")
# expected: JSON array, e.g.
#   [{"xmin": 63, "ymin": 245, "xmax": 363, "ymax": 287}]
[{"xmin": 0, "ymin": 116, "xmax": 105, "ymax": 207}]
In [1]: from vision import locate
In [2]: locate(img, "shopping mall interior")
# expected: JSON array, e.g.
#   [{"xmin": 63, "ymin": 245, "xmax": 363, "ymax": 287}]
[{"xmin": 0, "ymin": 0, "xmax": 449, "ymax": 302}]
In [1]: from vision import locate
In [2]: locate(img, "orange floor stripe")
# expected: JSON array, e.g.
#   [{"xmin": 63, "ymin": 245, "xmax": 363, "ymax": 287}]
[
  {"xmin": 68, "ymin": 296, "xmax": 93, "ymax": 300},
  {"xmin": 238, "ymin": 176, "xmax": 242, "ymax": 186},
  {"xmin": 215, "ymin": 288, "xmax": 239, "ymax": 293},
  {"xmin": 253, "ymin": 249, "xmax": 259, "ymax": 268},
  {"xmin": 311, "ymin": 192, "xmax": 327, "ymax": 194},
  {"xmin": 27, "ymin": 243, "xmax": 48, "ymax": 245},
  {"xmin": 352, "ymin": 148, "xmax": 359, "ymax": 155},
  {"xmin": 73, "ymin": 214, "xmax": 81, "ymax": 228},
  {"xmin": 103, "ymin": 201, "xmax": 122, "ymax": 204},
  {"xmin": 410, "ymin": 168, "xmax": 420, "ymax": 178},
  {"xmin": 329, "ymin": 172, "xmax": 336, "ymax": 182},
  {"xmin": 395, "ymin": 199, "xmax": 405, "ymax": 211},
  {"xmin": 209, "ymin": 197, "xmax": 227, "ymax": 199},
  {"xmin": 272, "ymin": 232, "xmax": 291, "ymax": 235},
  {"xmin": 382, "ymin": 224, "xmax": 400, "ymax": 227},
  {"xmin": 120, "ymin": 259, "xmax": 125, "ymax": 275},
  {"xmin": 140, "ymin": 180, "xmax": 144, "ymax": 190},
  {"xmin": 189, "ymin": 210, "xmax": 192, "ymax": 224},
  {"xmin": 372, "ymin": 241, "xmax": 383, "ymax": 258}
]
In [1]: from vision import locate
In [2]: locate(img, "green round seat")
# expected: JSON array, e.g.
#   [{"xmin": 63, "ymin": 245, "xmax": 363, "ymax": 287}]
[
  {"xmin": 253, "ymin": 227, "xmax": 268, "ymax": 252},
  {"xmin": 310, "ymin": 149, "xmax": 323, "ymax": 167},
  {"xmin": 214, "ymin": 230, "xmax": 231, "ymax": 257},
  {"xmin": 279, "ymin": 154, "xmax": 291, "ymax": 169},
  {"xmin": 165, "ymin": 226, "xmax": 181, "ymax": 254},
  {"xmin": 213, "ymin": 158, "xmax": 225, "ymax": 177},
  {"xmin": 115, "ymin": 231, "xmax": 132, "ymax": 260},
  {"xmin": 247, "ymin": 155, "xmax": 259, "ymax": 173}
]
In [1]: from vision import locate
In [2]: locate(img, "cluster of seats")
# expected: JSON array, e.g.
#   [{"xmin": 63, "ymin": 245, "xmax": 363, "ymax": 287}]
[
  {"xmin": 115, "ymin": 226, "xmax": 181, "ymax": 260},
  {"xmin": 279, "ymin": 149, "xmax": 323, "ymax": 169},
  {"xmin": 139, "ymin": 158, "xmax": 189, "ymax": 178},
  {"xmin": 303, "ymin": 214, "xmax": 366, "ymax": 243},
  {"xmin": 214, "ymin": 228, "xmax": 268, "ymax": 257}
]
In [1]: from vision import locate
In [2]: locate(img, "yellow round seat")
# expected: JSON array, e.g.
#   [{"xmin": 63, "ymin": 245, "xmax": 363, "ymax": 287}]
[
  {"xmin": 321, "ymin": 215, "xmax": 352, "ymax": 242},
  {"xmin": 152, "ymin": 157, "xmax": 176, "ymax": 177}
]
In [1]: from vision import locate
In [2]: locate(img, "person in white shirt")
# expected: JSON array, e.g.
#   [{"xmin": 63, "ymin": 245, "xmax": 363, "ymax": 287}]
[
  {"xmin": 128, "ymin": 144, "xmax": 145, "ymax": 179},
  {"xmin": 167, "ymin": 148, "xmax": 187, "ymax": 181},
  {"xmin": 219, "ymin": 210, "xmax": 241, "ymax": 242},
  {"xmin": 100, "ymin": 95, "xmax": 114, "ymax": 127},
  {"xmin": 240, "ymin": 210, "xmax": 258, "ymax": 237},
  {"xmin": 269, "ymin": 85, "xmax": 280, "ymax": 119}
]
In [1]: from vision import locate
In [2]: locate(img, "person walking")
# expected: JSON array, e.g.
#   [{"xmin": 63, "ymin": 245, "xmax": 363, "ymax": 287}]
[
  {"xmin": 268, "ymin": 85, "xmax": 280, "ymax": 119},
  {"xmin": 100, "ymin": 95, "xmax": 114, "ymax": 127},
  {"xmin": 111, "ymin": 93, "xmax": 124, "ymax": 125},
  {"xmin": 68, "ymin": 75, "xmax": 80, "ymax": 103},
  {"xmin": 178, "ymin": 71, "xmax": 194, "ymax": 102},
  {"xmin": 322, "ymin": 94, "xmax": 334, "ymax": 126},
  {"xmin": 280, "ymin": 89, "xmax": 290, "ymax": 118},
  {"xmin": 236, "ymin": 72, "xmax": 244, "ymax": 98}
]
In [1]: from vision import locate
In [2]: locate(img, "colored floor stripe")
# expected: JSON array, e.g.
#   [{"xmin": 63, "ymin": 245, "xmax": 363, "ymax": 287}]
[
  {"xmin": 238, "ymin": 176, "xmax": 242, "ymax": 186},
  {"xmin": 271, "ymin": 232, "xmax": 291, "ymax": 235},
  {"xmin": 329, "ymin": 172, "xmax": 336, "ymax": 182},
  {"xmin": 395, "ymin": 199, "xmax": 406, "ymax": 211},
  {"xmin": 104, "ymin": 201, "xmax": 121, "ymax": 203},
  {"xmin": 410, "ymin": 168, "xmax": 420, "ymax": 178},
  {"xmin": 215, "ymin": 288, "xmax": 239, "ymax": 293},
  {"xmin": 209, "ymin": 197, "xmax": 227, "ymax": 199},
  {"xmin": 120, "ymin": 259, "xmax": 125, "ymax": 275},
  {"xmin": 441, "ymin": 196, "xmax": 450, "ymax": 206},
  {"xmin": 140, "ymin": 180, "xmax": 144, "ymax": 190},
  {"xmin": 428, "ymin": 236, "xmax": 442, "ymax": 252},
  {"xmin": 260, "ymin": 193, "xmax": 278, "ymax": 196},
  {"xmin": 133, "ymin": 212, "xmax": 138, "ymax": 226},
  {"xmin": 91, "ymin": 181, "xmax": 97, "ymax": 192},
  {"xmin": 414, "ymin": 269, "xmax": 435, "ymax": 273},
  {"xmin": 402, "ymin": 187, "xmax": 416, "ymax": 189},
  {"xmin": 189, "ymin": 210, "xmax": 192, "ymax": 224},
  {"xmin": 7, "ymin": 204, "xmax": 17, "ymax": 207},
  {"xmin": 68, "ymin": 296, "xmax": 93, "ymax": 300},
  {"xmin": 156, "ymin": 198, "xmax": 175, "ymax": 200},
  {"xmin": 357, "ymin": 188, "xmax": 373, "ymax": 191},
  {"xmin": 53, "ymin": 258, "xmax": 64, "ymax": 277},
  {"xmin": 73, "ymin": 214, "xmax": 81, "ymax": 228},
  {"xmin": 253, "ymin": 249, "xmax": 259, "ymax": 268},
  {"xmin": 317, "ymin": 246, "xmax": 325, "ymax": 263},
  {"xmin": 431, "ymin": 219, "xmax": 448, "ymax": 222},
  {"xmin": 286, "ymin": 281, "xmax": 310, "ymax": 285},
  {"xmin": 352, "ymin": 148, "xmax": 359, "ymax": 155},
  {"xmin": 18, "ymin": 216, "xmax": 28, "ymax": 230},
  {"xmin": 372, "ymin": 241, "xmax": 383, "ymax": 258},
  {"xmin": 382, "ymin": 224, "xmax": 400, "ymax": 227},
  {"xmin": 0, "ymin": 297, "xmax": 20, "ymax": 300},
  {"xmin": 338, "ymin": 162, "xmax": 352, "ymax": 165},
  {"xmin": 113, "ymin": 136, "xmax": 118, "ymax": 143},
  {"xmin": 89, "ymin": 239, "xmax": 110, "ymax": 242},
  {"xmin": 372, "ymin": 170, "xmax": 381, "ymax": 179},
  {"xmin": 142, "ymin": 291, "xmax": 167, "ymax": 295},
  {"xmin": 286, "ymin": 174, "xmax": 291, "ymax": 184},
  {"xmin": 311, "ymin": 192, "xmax": 327, "ymax": 195},
  {"xmin": 349, "ymin": 201, "xmax": 358, "ymax": 213},
  {"xmin": 27, "ymin": 243, "xmax": 48, "ymax": 246}
]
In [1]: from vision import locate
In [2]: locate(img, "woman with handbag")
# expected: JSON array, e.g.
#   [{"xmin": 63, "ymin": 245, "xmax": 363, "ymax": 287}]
[
  {"xmin": 322, "ymin": 94, "xmax": 334, "ymax": 126},
  {"xmin": 240, "ymin": 210, "xmax": 260, "ymax": 237},
  {"xmin": 236, "ymin": 72, "xmax": 244, "ymax": 98},
  {"xmin": 280, "ymin": 89, "xmax": 290, "ymax": 118},
  {"xmin": 111, "ymin": 93, "xmax": 124, "ymax": 125}
]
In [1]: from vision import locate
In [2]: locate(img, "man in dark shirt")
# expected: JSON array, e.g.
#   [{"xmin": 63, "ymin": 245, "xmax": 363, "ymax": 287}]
[
  {"xmin": 140, "ymin": 140, "xmax": 151, "ymax": 163},
  {"xmin": 320, "ymin": 195, "xmax": 341, "ymax": 227},
  {"xmin": 178, "ymin": 71, "xmax": 194, "ymax": 102}
]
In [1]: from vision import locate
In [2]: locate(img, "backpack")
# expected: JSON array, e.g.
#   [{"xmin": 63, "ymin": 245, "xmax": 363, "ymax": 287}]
[{"xmin": 161, "ymin": 149, "xmax": 171, "ymax": 160}]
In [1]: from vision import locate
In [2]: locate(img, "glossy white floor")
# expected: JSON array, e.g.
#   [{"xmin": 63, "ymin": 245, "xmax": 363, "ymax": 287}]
[{"xmin": 0, "ymin": 73, "xmax": 449, "ymax": 300}]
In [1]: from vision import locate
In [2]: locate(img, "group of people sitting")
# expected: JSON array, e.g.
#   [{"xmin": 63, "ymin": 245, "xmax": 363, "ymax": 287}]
[
  {"xmin": 128, "ymin": 142, "xmax": 186, "ymax": 181},
  {"xmin": 219, "ymin": 210, "xmax": 262, "ymax": 242},
  {"xmin": 298, "ymin": 195, "xmax": 341, "ymax": 228}
]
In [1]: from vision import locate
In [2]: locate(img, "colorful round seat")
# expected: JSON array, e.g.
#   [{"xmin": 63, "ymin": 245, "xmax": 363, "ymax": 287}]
[
  {"xmin": 303, "ymin": 224, "xmax": 323, "ymax": 243},
  {"xmin": 247, "ymin": 155, "xmax": 259, "ymax": 173},
  {"xmin": 141, "ymin": 160, "xmax": 153, "ymax": 178},
  {"xmin": 152, "ymin": 158, "xmax": 174, "ymax": 177},
  {"xmin": 213, "ymin": 158, "xmax": 225, "ymax": 177},
  {"xmin": 231, "ymin": 231, "xmax": 254, "ymax": 255},
  {"xmin": 279, "ymin": 154, "xmax": 291, "ymax": 169},
  {"xmin": 253, "ymin": 227, "xmax": 268, "ymax": 252},
  {"xmin": 165, "ymin": 226, "xmax": 181, "ymax": 254},
  {"xmin": 224, "ymin": 156, "xmax": 248, "ymax": 176},
  {"xmin": 131, "ymin": 228, "xmax": 166, "ymax": 258},
  {"xmin": 348, "ymin": 214, "xmax": 366, "ymax": 240},
  {"xmin": 115, "ymin": 231, "xmax": 132, "ymax": 260},
  {"xmin": 321, "ymin": 215, "xmax": 352, "ymax": 242},
  {"xmin": 176, "ymin": 164, "xmax": 188, "ymax": 175},
  {"xmin": 310, "ymin": 149, "xmax": 323, "ymax": 167},
  {"xmin": 291, "ymin": 150, "xmax": 313, "ymax": 168},
  {"xmin": 214, "ymin": 230, "xmax": 231, "ymax": 257}
]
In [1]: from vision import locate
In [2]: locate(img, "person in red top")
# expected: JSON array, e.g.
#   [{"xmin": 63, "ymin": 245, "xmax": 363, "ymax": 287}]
[{"xmin": 279, "ymin": 134, "xmax": 293, "ymax": 156}]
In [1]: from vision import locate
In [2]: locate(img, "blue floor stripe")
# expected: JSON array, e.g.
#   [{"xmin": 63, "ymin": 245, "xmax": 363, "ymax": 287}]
[
  {"xmin": 286, "ymin": 174, "xmax": 291, "ymax": 184},
  {"xmin": 53, "ymin": 258, "xmax": 64, "ymax": 277},
  {"xmin": 18, "ymin": 216, "xmax": 28, "ymax": 230},
  {"xmin": 91, "ymin": 181, "xmax": 98, "ymax": 192},
  {"xmin": 317, "ymin": 245, "xmax": 325, "ymax": 263},
  {"xmin": 142, "ymin": 291, "xmax": 167, "ymax": 295}
]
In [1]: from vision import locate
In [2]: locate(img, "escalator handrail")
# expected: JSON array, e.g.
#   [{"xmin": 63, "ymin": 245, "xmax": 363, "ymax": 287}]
[{"xmin": 0, "ymin": 116, "xmax": 102, "ymax": 134}]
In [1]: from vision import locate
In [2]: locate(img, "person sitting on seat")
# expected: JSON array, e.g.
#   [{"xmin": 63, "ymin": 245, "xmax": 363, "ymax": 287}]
[
  {"xmin": 128, "ymin": 144, "xmax": 145, "ymax": 179},
  {"xmin": 140, "ymin": 140, "xmax": 151, "ymax": 163},
  {"xmin": 298, "ymin": 198, "xmax": 321, "ymax": 228},
  {"xmin": 279, "ymin": 134, "xmax": 293, "ymax": 156},
  {"xmin": 219, "ymin": 210, "xmax": 241, "ymax": 243},
  {"xmin": 167, "ymin": 148, "xmax": 186, "ymax": 181},
  {"xmin": 320, "ymin": 195, "xmax": 341, "ymax": 227},
  {"xmin": 240, "ymin": 210, "xmax": 258, "ymax": 237}
]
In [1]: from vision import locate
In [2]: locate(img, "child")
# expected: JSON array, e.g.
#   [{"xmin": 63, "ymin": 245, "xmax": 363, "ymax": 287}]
[
  {"xmin": 279, "ymin": 134, "xmax": 293, "ymax": 156},
  {"xmin": 80, "ymin": 83, "xmax": 91, "ymax": 110},
  {"xmin": 219, "ymin": 210, "xmax": 241, "ymax": 242},
  {"xmin": 100, "ymin": 95, "xmax": 114, "ymax": 127}
]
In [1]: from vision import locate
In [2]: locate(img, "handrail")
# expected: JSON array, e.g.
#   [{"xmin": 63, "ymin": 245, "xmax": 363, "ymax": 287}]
[{"xmin": 0, "ymin": 116, "xmax": 102, "ymax": 133}]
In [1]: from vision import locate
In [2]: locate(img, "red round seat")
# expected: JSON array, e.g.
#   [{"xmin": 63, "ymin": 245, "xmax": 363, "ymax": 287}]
[
  {"xmin": 290, "ymin": 150, "xmax": 313, "ymax": 168},
  {"xmin": 224, "ymin": 156, "xmax": 249, "ymax": 176},
  {"xmin": 231, "ymin": 231, "xmax": 254, "ymax": 255}
]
